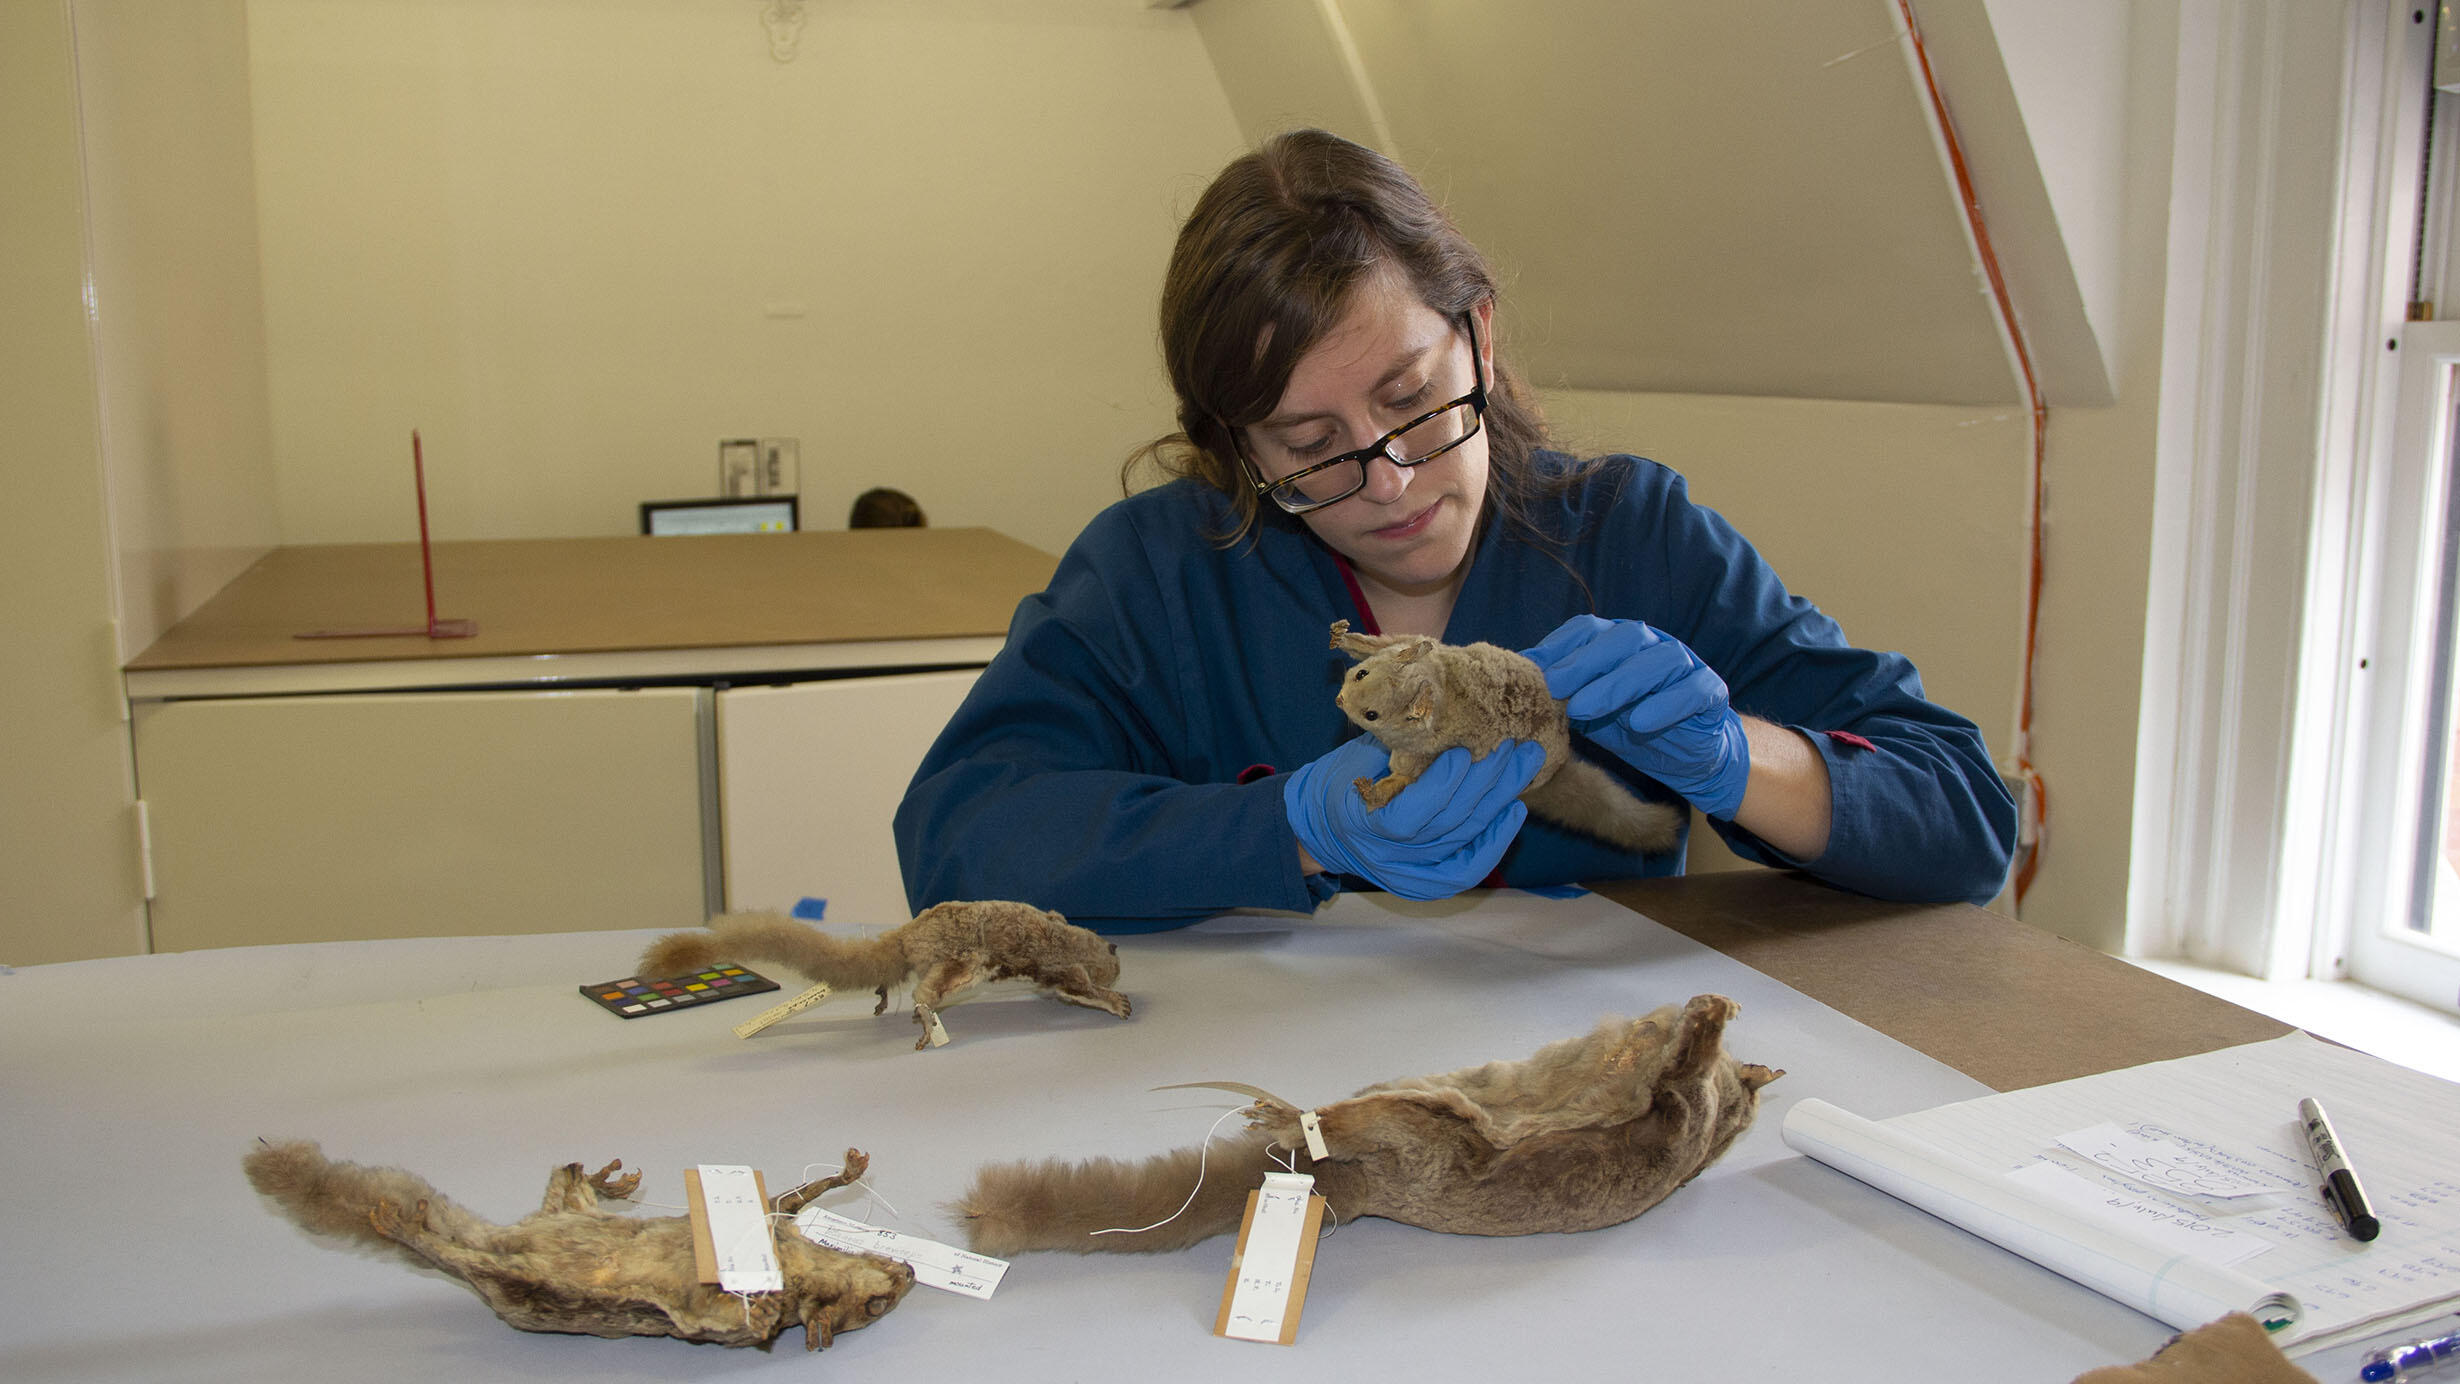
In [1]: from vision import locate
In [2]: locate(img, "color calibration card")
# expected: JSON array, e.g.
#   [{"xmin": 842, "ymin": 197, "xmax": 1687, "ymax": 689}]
[{"xmin": 580, "ymin": 966, "xmax": 779, "ymax": 1018}]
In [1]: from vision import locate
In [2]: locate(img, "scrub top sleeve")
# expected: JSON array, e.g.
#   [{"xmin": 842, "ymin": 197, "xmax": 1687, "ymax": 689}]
[
  {"xmin": 897, "ymin": 756, "xmax": 1320, "ymax": 932},
  {"xmin": 895, "ymin": 522, "xmax": 1325, "ymax": 931},
  {"xmin": 1708, "ymin": 720, "xmax": 2017, "ymax": 907}
]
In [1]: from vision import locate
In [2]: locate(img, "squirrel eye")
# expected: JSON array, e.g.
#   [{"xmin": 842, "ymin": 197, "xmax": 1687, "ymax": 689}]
[
  {"xmin": 1362, "ymin": 709, "xmax": 1379, "ymax": 721},
  {"xmin": 1350, "ymin": 668, "xmax": 1365, "ymax": 680}
]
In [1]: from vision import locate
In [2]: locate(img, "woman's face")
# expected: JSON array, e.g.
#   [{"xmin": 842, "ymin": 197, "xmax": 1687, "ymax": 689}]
[{"xmin": 1243, "ymin": 269, "xmax": 1494, "ymax": 599}]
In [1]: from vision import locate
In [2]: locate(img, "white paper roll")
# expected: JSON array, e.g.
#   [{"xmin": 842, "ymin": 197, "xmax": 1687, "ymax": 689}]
[{"xmin": 1781, "ymin": 1098, "xmax": 2301, "ymax": 1333}]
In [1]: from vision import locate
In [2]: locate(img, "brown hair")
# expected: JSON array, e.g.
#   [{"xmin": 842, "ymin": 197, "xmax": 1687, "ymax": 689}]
[
  {"xmin": 848, "ymin": 487, "xmax": 926, "ymax": 528},
  {"xmin": 1125, "ymin": 129, "xmax": 1573, "ymax": 543}
]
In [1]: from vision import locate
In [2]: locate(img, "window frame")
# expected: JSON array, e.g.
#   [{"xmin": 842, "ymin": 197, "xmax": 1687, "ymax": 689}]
[{"xmin": 2337, "ymin": 322, "xmax": 2460, "ymax": 1009}]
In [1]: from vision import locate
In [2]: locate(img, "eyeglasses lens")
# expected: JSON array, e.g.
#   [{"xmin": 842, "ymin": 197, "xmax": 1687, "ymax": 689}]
[
  {"xmin": 1393, "ymin": 402, "xmax": 1474, "ymax": 462},
  {"xmin": 1268, "ymin": 402, "xmax": 1477, "ymax": 512}
]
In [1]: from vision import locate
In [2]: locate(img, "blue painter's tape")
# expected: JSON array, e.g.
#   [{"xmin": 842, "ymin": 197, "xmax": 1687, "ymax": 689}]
[{"xmin": 792, "ymin": 897, "xmax": 827, "ymax": 921}]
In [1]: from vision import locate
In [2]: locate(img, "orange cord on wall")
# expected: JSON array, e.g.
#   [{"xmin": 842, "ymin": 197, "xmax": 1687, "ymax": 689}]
[{"xmin": 1894, "ymin": 0, "xmax": 2050, "ymax": 907}]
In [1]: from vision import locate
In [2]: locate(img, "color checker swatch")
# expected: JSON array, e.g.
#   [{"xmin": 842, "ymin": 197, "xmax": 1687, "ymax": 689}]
[{"xmin": 580, "ymin": 966, "xmax": 780, "ymax": 1018}]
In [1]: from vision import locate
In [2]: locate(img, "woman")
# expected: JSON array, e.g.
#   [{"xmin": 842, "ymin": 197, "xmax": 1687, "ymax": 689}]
[{"xmin": 895, "ymin": 129, "xmax": 2015, "ymax": 931}]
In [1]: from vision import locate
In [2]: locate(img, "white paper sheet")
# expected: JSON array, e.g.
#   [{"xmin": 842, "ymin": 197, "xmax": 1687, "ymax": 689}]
[
  {"xmin": 1783, "ymin": 1032, "xmax": 2460, "ymax": 1355},
  {"xmin": 2051, "ymin": 1121, "xmax": 2301, "ymax": 1199},
  {"xmin": 1783, "ymin": 1098, "xmax": 2300, "ymax": 1333},
  {"xmin": 792, "ymin": 1206, "xmax": 1010, "ymax": 1299},
  {"xmin": 2003, "ymin": 1161, "xmax": 2271, "ymax": 1266},
  {"xmin": 694, "ymin": 1165, "xmax": 783, "ymax": 1294}
]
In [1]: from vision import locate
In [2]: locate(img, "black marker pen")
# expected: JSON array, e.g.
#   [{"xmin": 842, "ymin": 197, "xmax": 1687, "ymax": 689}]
[{"xmin": 2298, "ymin": 1096, "xmax": 2380, "ymax": 1242}]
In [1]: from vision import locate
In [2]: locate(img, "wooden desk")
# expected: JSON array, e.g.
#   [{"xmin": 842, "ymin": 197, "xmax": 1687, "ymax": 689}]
[
  {"xmin": 125, "ymin": 527, "xmax": 1055, "ymax": 696},
  {"xmin": 1598, "ymin": 872, "xmax": 2295, "ymax": 1090},
  {"xmin": 120, "ymin": 529, "xmax": 1057, "ymax": 951}
]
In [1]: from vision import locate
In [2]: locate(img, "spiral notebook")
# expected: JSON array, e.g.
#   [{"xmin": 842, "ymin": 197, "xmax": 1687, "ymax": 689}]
[{"xmin": 1781, "ymin": 1031, "xmax": 2460, "ymax": 1357}]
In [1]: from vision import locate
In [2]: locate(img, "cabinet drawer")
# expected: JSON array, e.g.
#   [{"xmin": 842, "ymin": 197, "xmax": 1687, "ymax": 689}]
[
  {"xmin": 716, "ymin": 669, "xmax": 979, "ymax": 926},
  {"xmin": 133, "ymin": 687, "xmax": 706, "ymax": 949}
]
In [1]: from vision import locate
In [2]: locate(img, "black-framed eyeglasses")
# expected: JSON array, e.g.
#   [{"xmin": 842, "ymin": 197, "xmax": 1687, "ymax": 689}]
[{"xmin": 1237, "ymin": 314, "xmax": 1489, "ymax": 516}]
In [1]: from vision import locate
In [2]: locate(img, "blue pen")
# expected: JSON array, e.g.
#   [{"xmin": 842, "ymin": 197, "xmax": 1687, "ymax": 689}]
[{"xmin": 2359, "ymin": 1321, "xmax": 2460, "ymax": 1381}]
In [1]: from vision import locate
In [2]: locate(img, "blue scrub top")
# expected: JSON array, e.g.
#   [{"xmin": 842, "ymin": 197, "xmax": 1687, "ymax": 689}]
[{"xmin": 896, "ymin": 453, "xmax": 2016, "ymax": 932}]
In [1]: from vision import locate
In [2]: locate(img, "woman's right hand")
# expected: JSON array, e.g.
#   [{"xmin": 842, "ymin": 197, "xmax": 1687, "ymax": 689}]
[
  {"xmin": 1282, "ymin": 736, "xmax": 1543, "ymax": 900},
  {"xmin": 1523, "ymin": 614, "xmax": 1750, "ymax": 819}
]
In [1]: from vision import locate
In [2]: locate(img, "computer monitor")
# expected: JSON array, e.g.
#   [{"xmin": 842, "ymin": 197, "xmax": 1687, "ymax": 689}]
[{"xmin": 639, "ymin": 496, "xmax": 798, "ymax": 536}]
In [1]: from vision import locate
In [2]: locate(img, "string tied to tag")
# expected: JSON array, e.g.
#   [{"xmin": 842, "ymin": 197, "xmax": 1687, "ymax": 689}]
[
  {"xmin": 1089, "ymin": 1105, "xmax": 1249, "ymax": 1237},
  {"xmin": 1091, "ymin": 1081, "xmax": 1335, "ymax": 1240},
  {"xmin": 1155, "ymin": 1080, "xmax": 1330, "ymax": 1160}
]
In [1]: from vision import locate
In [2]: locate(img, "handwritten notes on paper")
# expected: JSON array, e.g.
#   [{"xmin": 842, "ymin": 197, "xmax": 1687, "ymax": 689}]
[
  {"xmin": 1782, "ymin": 1098, "xmax": 2302, "ymax": 1338},
  {"xmin": 689, "ymin": 1165, "xmax": 782, "ymax": 1294},
  {"xmin": 2005, "ymin": 1161, "xmax": 2269, "ymax": 1266},
  {"xmin": 792, "ymin": 1205, "xmax": 1009, "ymax": 1299},
  {"xmin": 1215, "ymin": 1172, "xmax": 1328, "ymax": 1345},
  {"xmin": 1815, "ymin": 1032, "xmax": 2460, "ymax": 1355},
  {"xmin": 2053, "ymin": 1122, "xmax": 2302, "ymax": 1199}
]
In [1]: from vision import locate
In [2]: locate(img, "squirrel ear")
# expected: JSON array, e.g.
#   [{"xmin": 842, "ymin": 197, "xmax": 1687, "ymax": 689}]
[
  {"xmin": 1406, "ymin": 685, "xmax": 1435, "ymax": 721},
  {"xmin": 1389, "ymin": 637, "xmax": 1436, "ymax": 664}
]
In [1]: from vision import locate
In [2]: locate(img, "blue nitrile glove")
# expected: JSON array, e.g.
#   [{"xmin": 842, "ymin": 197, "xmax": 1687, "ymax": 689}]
[
  {"xmin": 1524, "ymin": 615, "xmax": 1751, "ymax": 820},
  {"xmin": 1283, "ymin": 735, "xmax": 1545, "ymax": 900}
]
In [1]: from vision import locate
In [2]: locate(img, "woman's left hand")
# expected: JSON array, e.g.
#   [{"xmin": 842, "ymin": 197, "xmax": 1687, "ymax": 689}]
[
  {"xmin": 1283, "ymin": 737, "xmax": 1542, "ymax": 900},
  {"xmin": 1523, "ymin": 615, "xmax": 1750, "ymax": 819}
]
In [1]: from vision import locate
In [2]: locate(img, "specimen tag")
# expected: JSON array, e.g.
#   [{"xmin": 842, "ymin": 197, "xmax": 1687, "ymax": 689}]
[
  {"xmin": 685, "ymin": 1165, "xmax": 781, "ymax": 1293},
  {"xmin": 793, "ymin": 1205, "xmax": 1009, "ymax": 1299},
  {"xmin": 1213, "ymin": 1171, "xmax": 1326, "ymax": 1345},
  {"xmin": 1298, "ymin": 1110, "xmax": 1329, "ymax": 1160},
  {"xmin": 733, "ymin": 981, "xmax": 835, "ymax": 1038},
  {"xmin": 923, "ymin": 1011, "xmax": 951, "ymax": 1047}
]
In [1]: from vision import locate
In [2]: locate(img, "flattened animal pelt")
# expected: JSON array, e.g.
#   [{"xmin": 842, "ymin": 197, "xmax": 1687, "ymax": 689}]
[
  {"xmin": 959, "ymin": 994, "xmax": 1780, "ymax": 1253},
  {"xmin": 244, "ymin": 1140, "xmax": 912, "ymax": 1350}
]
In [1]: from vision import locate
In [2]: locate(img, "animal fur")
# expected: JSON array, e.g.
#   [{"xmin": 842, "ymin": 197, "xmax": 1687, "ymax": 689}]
[
  {"xmin": 242, "ymin": 1140, "xmax": 912, "ymax": 1350},
  {"xmin": 957, "ymin": 993, "xmax": 1781, "ymax": 1254},
  {"xmin": 1329, "ymin": 620, "xmax": 1683, "ymax": 854},
  {"xmin": 641, "ymin": 900, "xmax": 1130, "ymax": 1050},
  {"xmin": 2069, "ymin": 1313, "xmax": 2318, "ymax": 1384}
]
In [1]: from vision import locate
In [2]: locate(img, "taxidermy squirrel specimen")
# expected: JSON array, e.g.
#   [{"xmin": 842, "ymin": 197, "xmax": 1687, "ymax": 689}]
[
  {"xmin": 242, "ymin": 1140, "xmax": 912, "ymax": 1350},
  {"xmin": 958, "ymin": 993, "xmax": 1780, "ymax": 1254},
  {"xmin": 641, "ymin": 900, "xmax": 1130, "ymax": 1050},
  {"xmin": 1329, "ymin": 620, "xmax": 1682, "ymax": 854}
]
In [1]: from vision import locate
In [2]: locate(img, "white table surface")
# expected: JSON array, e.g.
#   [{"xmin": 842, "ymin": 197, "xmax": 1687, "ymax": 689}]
[{"xmin": 0, "ymin": 890, "xmax": 2402, "ymax": 1382}]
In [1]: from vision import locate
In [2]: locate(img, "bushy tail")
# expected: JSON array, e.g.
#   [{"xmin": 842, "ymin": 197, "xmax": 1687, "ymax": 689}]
[
  {"xmin": 243, "ymin": 1139, "xmax": 492, "ymax": 1262},
  {"xmin": 638, "ymin": 911, "xmax": 906, "ymax": 992},
  {"xmin": 955, "ymin": 1131, "xmax": 1281, "ymax": 1255},
  {"xmin": 1526, "ymin": 758, "xmax": 1683, "ymax": 854}
]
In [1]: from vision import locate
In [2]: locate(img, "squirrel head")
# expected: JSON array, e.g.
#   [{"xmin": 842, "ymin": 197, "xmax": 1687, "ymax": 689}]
[{"xmin": 1335, "ymin": 643, "xmax": 1441, "ymax": 741}]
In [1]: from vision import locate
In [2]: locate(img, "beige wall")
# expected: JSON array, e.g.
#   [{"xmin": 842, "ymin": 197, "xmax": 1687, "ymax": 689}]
[
  {"xmin": 244, "ymin": 0, "xmax": 1243, "ymax": 559},
  {"xmin": 0, "ymin": 0, "xmax": 150, "ymax": 965},
  {"xmin": 2010, "ymin": 1, "xmax": 2183, "ymax": 957},
  {"xmin": 1539, "ymin": 390, "xmax": 2030, "ymax": 761},
  {"xmin": 238, "ymin": 0, "xmax": 2035, "ymax": 746},
  {"xmin": 77, "ymin": 0, "xmax": 280, "ymax": 660}
]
